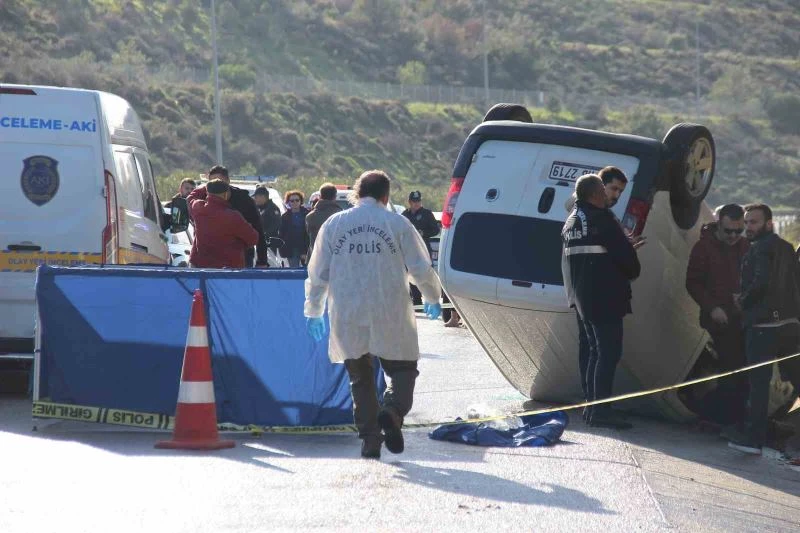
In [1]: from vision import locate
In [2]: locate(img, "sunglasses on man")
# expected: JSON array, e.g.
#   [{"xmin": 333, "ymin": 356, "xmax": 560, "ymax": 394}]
[{"xmin": 723, "ymin": 228, "xmax": 744, "ymax": 235}]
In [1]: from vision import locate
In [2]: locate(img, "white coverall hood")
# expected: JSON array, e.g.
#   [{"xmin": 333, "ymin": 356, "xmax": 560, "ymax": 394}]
[{"xmin": 304, "ymin": 197, "xmax": 441, "ymax": 362}]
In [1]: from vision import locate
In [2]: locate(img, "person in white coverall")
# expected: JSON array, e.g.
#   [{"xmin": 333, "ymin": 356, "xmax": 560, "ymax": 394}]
[{"xmin": 304, "ymin": 170, "xmax": 442, "ymax": 459}]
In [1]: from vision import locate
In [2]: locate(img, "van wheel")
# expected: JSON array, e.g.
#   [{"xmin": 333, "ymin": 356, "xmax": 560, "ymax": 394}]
[
  {"xmin": 663, "ymin": 124, "xmax": 715, "ymax": 226},
  {"xmin": 483, "ymin": 103, "xmax": 533, "ymax": 123}
]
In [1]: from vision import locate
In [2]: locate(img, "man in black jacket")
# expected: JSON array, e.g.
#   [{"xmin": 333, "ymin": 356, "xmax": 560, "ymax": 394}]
[
  {"xmin": 208, "ymin": 166, "xmax": 268, "ymax": 268},
  {"xmin": 160, "ymin": 178, "xmax": 196, "ymax": 232},
  {"xmin": 562, "ymin": 174, "xmax": 641, "ymax": 429},
  {"xmin": 253, "ymin": 186, "xmax": 282, "ymax": 252},
  {"xmin": 305, "ymin": 182, "xmax": 342, "ymax": 259},
  {"xmin": 402, "ymin": 191, "xmax": 439, "ymax": 306},
  {"xmin": 728, "ymin": 203, "xmax": 800, "ymax": 455}
]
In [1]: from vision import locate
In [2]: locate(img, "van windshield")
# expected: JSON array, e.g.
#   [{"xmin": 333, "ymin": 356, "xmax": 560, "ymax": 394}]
[{"xmin": 450, "ymin": 212, "xmax": 564, "ymax": 285}]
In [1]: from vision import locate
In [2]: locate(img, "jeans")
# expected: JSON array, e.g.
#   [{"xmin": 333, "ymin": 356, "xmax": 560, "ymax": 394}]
[
  {"xmin": 344, "ymin": 354, "xmax": 419, "ymax": 439},
  {"xmin": 742, "ymin": 323, "xmax": 800, "ymax": 446},
  {"xmin": 581, "ymin": 315, "xmax": 624, "ymax": 419}
]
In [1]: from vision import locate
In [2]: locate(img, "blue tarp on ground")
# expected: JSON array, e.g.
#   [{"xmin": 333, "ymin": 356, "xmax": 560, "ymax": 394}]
[
  {"xmin": 428, "ymin": 412, "xmax": 569, "ymax": 447},
  {"xmin": 35, "ymin": 265, "xmax": 380, "ymax": 427}
]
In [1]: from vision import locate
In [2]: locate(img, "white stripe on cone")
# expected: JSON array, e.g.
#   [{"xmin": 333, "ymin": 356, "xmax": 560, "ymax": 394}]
[
  {"xmin": 186, "ymin": 326, "xmax": 209, "ymax": 348},
  {"xmin": 177, "ymin": 381, "xmax": 216, "ymax": 404}
]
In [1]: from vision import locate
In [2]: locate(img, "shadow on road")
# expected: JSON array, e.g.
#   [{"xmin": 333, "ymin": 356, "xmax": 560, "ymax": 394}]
[
  {"xmin": 392, "ymin": 462, "xmax": 614, "ymax": 513},
  {"xmin": 550, "ymin": 404, "xmax": 800, "ymax": 499}
]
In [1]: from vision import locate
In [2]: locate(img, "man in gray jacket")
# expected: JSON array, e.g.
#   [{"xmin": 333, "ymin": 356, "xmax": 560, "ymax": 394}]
[{"xmin": 305, "ymin": 182, "xmax": 342, "ymax": 258}]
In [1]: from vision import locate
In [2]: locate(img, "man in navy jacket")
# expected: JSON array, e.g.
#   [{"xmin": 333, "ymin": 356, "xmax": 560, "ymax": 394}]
[{"xmin": 562, "ymin": 174, "xmax": 641, "ymax": 429}]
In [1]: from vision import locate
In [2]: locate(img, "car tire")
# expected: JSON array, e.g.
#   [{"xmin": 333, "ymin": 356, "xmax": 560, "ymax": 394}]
[
  {"xmin": 663, "ymin": 123, "xmax": 715, "ymax": 228},
  {"xmin": 483, "ymin": 103, "xmax": 533, "ymax": 123}
]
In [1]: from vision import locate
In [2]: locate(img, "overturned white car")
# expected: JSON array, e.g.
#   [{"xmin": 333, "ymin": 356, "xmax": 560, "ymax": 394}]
[{"xmin": 437, "ymin": 104, "xmax": 797, "ymax": 421}]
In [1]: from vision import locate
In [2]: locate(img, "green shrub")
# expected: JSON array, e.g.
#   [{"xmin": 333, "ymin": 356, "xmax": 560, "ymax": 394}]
[
  {"xmin": 765, "ymin": 93, "xmax": 800, "ymax": 135},
  {"xmin": 218, "ymin": 64, "xmax": 257, "ymax": 90}
]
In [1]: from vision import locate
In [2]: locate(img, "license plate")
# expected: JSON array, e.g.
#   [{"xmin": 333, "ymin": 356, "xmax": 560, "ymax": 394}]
[{"xmin": 548, "ymin": 161, "xmax": 602, "ymax": 182}]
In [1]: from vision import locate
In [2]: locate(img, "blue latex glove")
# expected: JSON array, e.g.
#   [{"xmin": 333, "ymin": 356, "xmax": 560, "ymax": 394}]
[
  {"xmin": 423, "ymin": 302, "xmax": 442, "ymax": 320},
  {"xmin": 306, "ymin": 317, "xmax": 326, "ymax": 342}
]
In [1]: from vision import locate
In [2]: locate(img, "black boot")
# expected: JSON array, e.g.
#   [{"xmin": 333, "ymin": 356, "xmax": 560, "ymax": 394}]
[
  {"xmin": 361, "ymin": 436, "xmax": 382, "ymax": 459},
  {"xmin": 378, "ymin": 408, "xmax": 404, "ymax": 454}
]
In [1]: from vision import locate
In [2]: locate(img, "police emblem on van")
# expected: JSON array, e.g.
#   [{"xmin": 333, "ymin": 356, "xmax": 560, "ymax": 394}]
[{"xmin": 21, "ymin": 155, "xmax": 60, "ymax": 206}]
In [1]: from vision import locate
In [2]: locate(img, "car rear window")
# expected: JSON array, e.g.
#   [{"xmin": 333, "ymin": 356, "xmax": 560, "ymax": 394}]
[{"xmin": 450, "ymin": 212, "xmax": 564, "ymax": 285}]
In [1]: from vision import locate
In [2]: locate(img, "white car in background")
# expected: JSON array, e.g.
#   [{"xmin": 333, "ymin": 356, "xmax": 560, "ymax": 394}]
[
  {"xmin": 437, "ymin": 103, "xmax": 797, "ymax": 421},
  {"xmin": 308, "ymin": 185, "xmax": 404, "ymax": 214}
]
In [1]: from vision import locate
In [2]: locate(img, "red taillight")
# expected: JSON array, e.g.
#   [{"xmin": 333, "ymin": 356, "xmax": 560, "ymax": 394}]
[
  {"xmin": 621, "ymin": 198, "xmax": 651, "ymax": 237},
  {"xmin": 102, "ymin": 170, "xmax": 120, "ymax": 263},
  {"xmin": 441, "ymin": 177, "xmax": 465, "ymax": 229},
  {"xmin": 0, "ymin": 87, "xmax": 36, "ymax": 95}
]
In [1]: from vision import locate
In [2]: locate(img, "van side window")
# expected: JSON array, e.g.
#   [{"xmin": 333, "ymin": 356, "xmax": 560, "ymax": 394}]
[
  {"xmin": 113, "ymin": 150, "xmax": 143, "ymax": 214},
  {"xmin": 133, "ymin": 152, "xmax": 159, "ymax": 224}
]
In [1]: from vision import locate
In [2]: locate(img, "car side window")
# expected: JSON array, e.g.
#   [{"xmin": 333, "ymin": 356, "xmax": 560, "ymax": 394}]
[
  {"xmin": 133, "ymin": 152, "xmax": 159, "ymax": 224},
  {"xmin": 113, "ymin": 150, "xmax": 143, "ymax": 214}
]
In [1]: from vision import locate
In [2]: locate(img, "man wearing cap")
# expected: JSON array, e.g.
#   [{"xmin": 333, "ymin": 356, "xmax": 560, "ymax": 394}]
[
  {"xmin": 402, "ymin": 191, "xmax": 439, "ymax": 306},
  {"xmin": 253, "ymin": 186, "xmax": 282, "ymax": 252},
  {"xmin": 187, "ymin": 179, "xmax": 260, "ymax": 269}
]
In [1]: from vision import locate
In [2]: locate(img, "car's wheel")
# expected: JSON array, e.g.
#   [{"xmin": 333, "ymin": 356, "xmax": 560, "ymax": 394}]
[
  {"xmin": 483, "ymin": 103, "xmax": 533, "ymax": 123},
  {"xmin": 663, "ymin": 123, "xmax": 715, "ymax": 228}
]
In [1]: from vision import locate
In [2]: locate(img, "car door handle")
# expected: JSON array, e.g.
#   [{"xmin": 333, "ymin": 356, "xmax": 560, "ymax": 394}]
[
  {"xmin": 511, "ymin": 280, "xmax": 533, "ymax": 288},
  {"xmin": 7, "ymin": 244, "xmax": 42, "ymax": 251},
  {"xmin": 131, "ymin": 242, "xmax": 148, "ymax": 253}
]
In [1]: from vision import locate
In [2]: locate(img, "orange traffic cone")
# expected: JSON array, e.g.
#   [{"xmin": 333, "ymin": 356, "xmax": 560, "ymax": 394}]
[{"xmin": 156, "ymin": 289, "xmax": 234, "ymax": 450}]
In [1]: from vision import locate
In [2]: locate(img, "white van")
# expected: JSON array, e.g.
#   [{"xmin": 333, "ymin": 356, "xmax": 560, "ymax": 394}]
[
  {"xmin": 438, "ymin": 103, "xmax": 798, "ymax": 421},
  {"xmin": 0, "ymin": 84, "xmax": 168, "ymax": 361}
]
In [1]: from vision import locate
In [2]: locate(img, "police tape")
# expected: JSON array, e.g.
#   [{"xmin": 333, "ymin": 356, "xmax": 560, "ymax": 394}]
[
  {"xmin": 412, "ymin": 303, "xmax": 455, "ymax": 311},
  {"xmin": 32, "ymin": 351, "xmax": 800, "ymax": 435}
]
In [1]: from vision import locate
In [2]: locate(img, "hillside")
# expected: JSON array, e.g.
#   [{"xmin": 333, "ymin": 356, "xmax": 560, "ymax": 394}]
[{"xmin": 1, "ymin": 0, "xmax": 798, "ymax": 208}]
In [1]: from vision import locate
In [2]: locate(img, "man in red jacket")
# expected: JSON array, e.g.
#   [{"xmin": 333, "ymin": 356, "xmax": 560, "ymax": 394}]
[
  {"xmin": 188, "ymin": 179, "xmax": 259, "ymax": 269},
  {"xmin": 685, "ymin": 203, "xmax": 750, "ymax": 424}
]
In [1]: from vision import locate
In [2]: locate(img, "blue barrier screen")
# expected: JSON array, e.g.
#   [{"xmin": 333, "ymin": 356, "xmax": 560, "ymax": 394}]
[{"xmin": 35, "ymin": 265, "xmax": 375, "ymax": 427}]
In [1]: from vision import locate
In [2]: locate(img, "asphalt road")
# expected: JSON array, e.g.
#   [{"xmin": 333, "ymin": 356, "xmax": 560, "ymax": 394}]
[{"xmin": 0, "ymin": 317, "xmax": 798, "ymax": 532}]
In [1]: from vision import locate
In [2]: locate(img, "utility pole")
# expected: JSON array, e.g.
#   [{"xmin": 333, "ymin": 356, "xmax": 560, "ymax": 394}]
[
  {"xmin": 211, "ymin": 0, "xmax": 223, "ymax": 165},
  {"xmin": 695, "ymin": 19, "xmax": 700, "ymax": 120},
  {"xmin": 482, "ymin": 0, "xmax": 490, "ymax": 108}
]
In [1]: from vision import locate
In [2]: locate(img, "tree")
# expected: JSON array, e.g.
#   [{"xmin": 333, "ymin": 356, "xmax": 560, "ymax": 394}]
[
  {"xmin": 765, "ymin": 93, "xmax": 800, "ymax": 135},
  {"xmin": 111, "ymin": 38, "xmax": 148, "ymax": 67},
  {"xmin": 397, "ymin": 61, "xmax": 427, "ymax": 85},
  {"xmin": 619, "ymin": 106, "xmax": 664, "ymax": 139},
  {"xmin": 708, "ymin": 66, "xmax": 765, "ymax": 117}
]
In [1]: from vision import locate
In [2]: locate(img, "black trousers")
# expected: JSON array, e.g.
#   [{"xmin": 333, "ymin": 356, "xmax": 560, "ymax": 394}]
[
  {"xmin": 576, "ymin": 312, "xmax": 591, "ymax": 401},
  {"xmin": 409, "ymin": 284, "xmax": 422, "ymax": 306},
  {"xmin": 579, "ymin": 314, "xmax": 624, "ymax": 419},
  {"xmin": 742, "ymin": 323, "xmax": 800, "ymax": 446},
  {"xmin": 702, "ymin": 325, "xmax": 748, "ymax": 424},
  {"xmin": 344, "ymin": 354, "xmax": 419, "ymax": 439}
]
